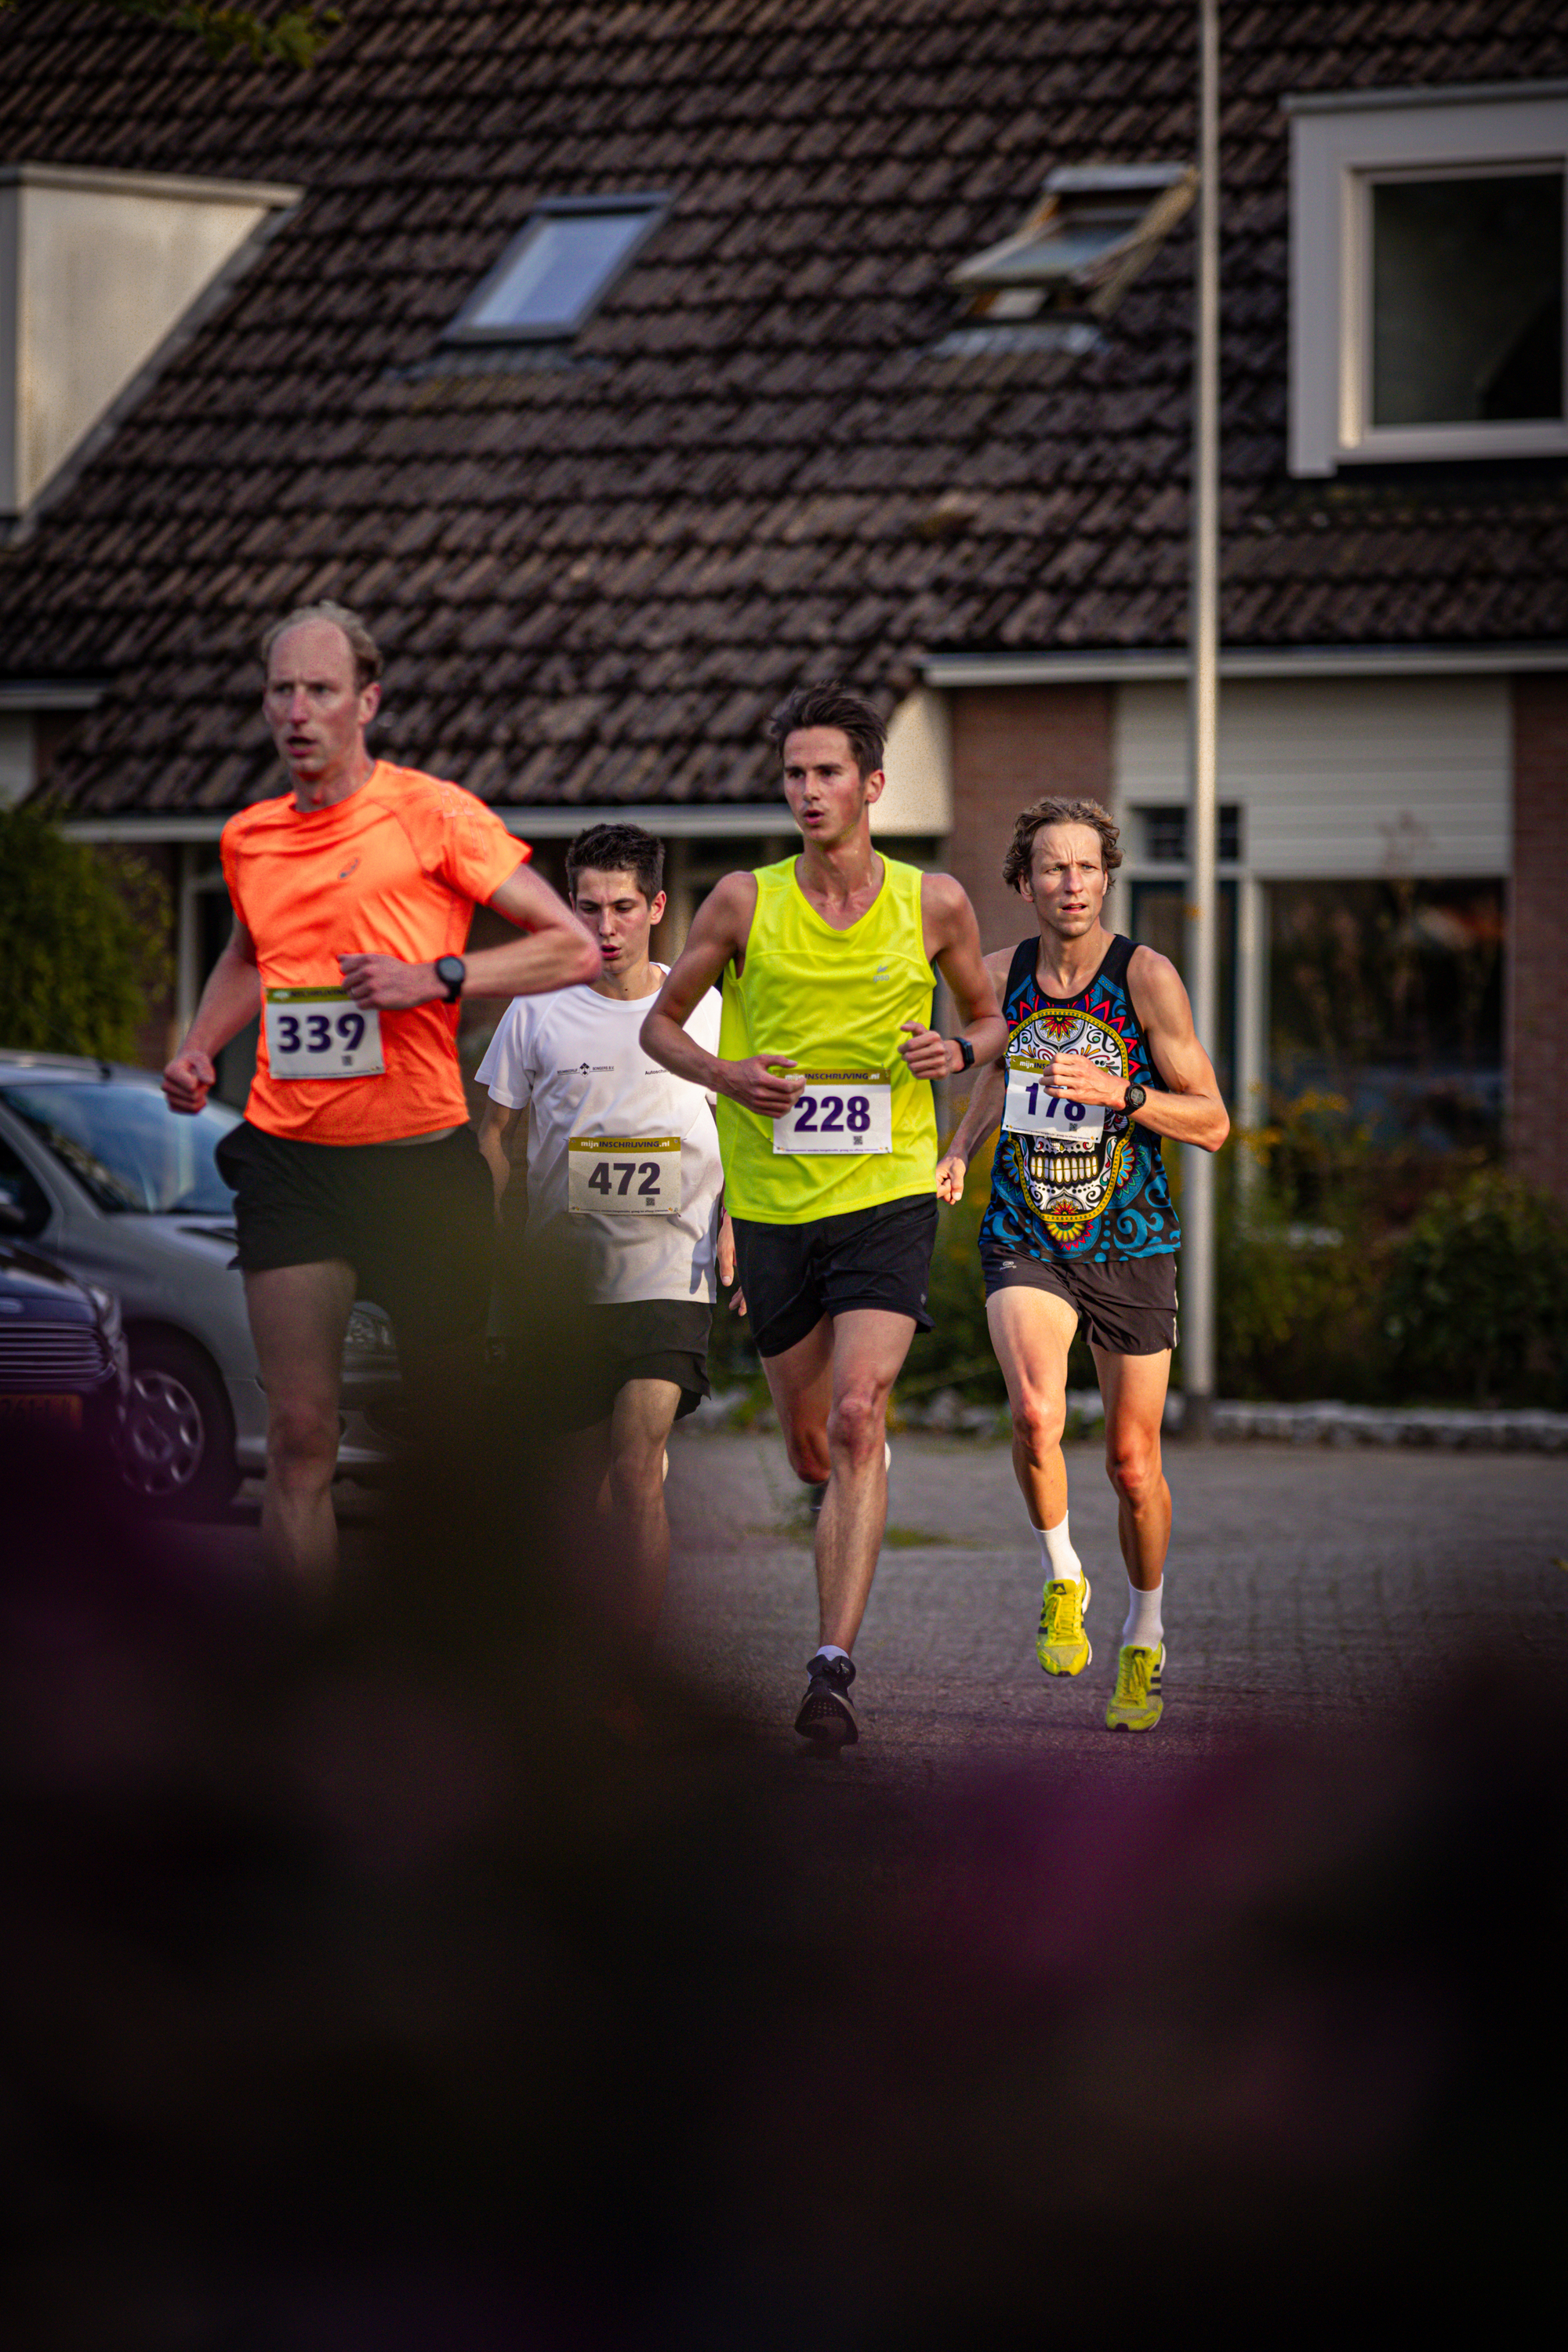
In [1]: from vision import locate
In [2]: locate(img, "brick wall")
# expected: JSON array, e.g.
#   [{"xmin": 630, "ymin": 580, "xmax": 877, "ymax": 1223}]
[
  {"xmin": 1510, "ymin": 676, "xmax": 1568, "ymax": 1197},
  {"xmin": 946, "ymin": 684, "xmax": 1114, "ymax": 956}
]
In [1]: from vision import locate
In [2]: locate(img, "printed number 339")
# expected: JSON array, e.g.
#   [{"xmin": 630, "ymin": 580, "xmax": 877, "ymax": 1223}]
[{"xmin": 276, "ymin": 1010, "xmax": 366, "ymax": 1054}]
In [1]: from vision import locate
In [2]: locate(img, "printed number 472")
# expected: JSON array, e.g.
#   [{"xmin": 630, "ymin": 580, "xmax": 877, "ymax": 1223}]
[{"xmin": 587, "ymin": 1160, "xmax": 662, "ymax": 1196}]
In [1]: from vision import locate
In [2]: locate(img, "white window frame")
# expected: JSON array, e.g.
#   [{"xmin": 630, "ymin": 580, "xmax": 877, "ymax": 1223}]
[{"xmin": 1287, "ymin": 83, "xmax": 1568, "ymax": 474}]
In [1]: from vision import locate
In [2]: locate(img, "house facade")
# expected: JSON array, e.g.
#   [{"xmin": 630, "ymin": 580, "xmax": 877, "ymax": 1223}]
[{"xmin": 0, "ymin": 2, "xmax": 1564, "ymax": 1181}]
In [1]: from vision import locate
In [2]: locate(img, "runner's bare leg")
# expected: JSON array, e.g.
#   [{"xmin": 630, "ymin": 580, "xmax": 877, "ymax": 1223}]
[
  {"xmin": 764, "ymin": 1306, "xmax": 916, "ymax": 1650},
  {"xmin": 245, "ymin": 1259, "xmax": 357, "ymax": 1599},
  {"xmin": 1092, "ymin": 1344, "xmax": 1173, "ymax": 1588},
  {"xmin": 985, "ymin": 1284, "xmax": 1080, "ymax": 1532},
  {"xmin": 605, "ymin": 1375, "xmax": 683, "ymax": 1639}
]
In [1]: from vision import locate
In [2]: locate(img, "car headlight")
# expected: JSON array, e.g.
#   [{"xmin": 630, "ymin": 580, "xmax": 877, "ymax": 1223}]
[
  {"xmin": 86, "ymin": 1284, "xmax": 122, "ymax": 1343},
  {"xmin": 343, "ymin": 1304, "xmax": 398, "ymax": 1363}
]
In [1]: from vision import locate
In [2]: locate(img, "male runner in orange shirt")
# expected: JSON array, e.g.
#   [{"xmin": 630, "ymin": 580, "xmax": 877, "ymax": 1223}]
[{"xmin": 163, "ymin": 601, "xmax": 597, "ymax": 1595}]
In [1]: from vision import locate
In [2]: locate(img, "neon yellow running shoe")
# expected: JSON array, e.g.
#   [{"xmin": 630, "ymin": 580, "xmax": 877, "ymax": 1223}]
[
  {"xmin": 1105, "ymin": 1642, "xmax": 1164, "ymax": 1731},
  {"xmin": 1036, "ymin": 1573, "xmax": 1091, "ymax": 1677}
]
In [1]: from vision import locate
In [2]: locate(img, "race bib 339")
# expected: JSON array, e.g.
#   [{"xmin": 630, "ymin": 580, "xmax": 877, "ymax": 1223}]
[{"xmin": 264, "ymin": 988, "xmax": 384, "ymax": 1081}]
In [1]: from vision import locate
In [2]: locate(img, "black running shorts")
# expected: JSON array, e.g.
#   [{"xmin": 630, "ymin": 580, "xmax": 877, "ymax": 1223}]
[
  {"xmin": 504, "ymin": 1294, "xmax": 712, "ymax": 1434},
  {"xmin": 979, "ymin": 1243, "xmax": 1178, "ymax": 1357},
  {"xmin": 730, "ymin": 1193, "xmax": 938, "ymax": 1360},
  {"xmin": 215, "ymin": 1118, "xmax": 494, "ymax": 1361}
]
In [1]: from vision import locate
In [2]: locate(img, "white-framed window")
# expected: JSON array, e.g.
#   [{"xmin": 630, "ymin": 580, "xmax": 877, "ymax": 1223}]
[{"xmin": 1287, "ymin": 82, "xmax": 1568, "ymax": 473}]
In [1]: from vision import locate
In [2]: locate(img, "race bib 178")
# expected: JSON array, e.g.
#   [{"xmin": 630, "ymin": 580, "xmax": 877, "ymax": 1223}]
[
  {"xmin": 264, "ymin": 988, "xmax": 384, "ymax": 1081},
  {"xmin": 772, "ymin": 1073, "xmax": 893, "ymax": 1155},
  {"xmin": 1003, "ymin": 1055, "xmax": 1106, "ymax": 1141},
  {"xmin": 568, "ymin": 1135, "xmax": 682, "ymax": 1214}
]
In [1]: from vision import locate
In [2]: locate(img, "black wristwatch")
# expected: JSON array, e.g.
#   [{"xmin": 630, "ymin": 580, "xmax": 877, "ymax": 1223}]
[
  {"xmin": 1123, "ymin": 1080, "xmax": 1147, "ymax": 1114},
  {"xmin": 950, "ymin": 1035, "xmax": 975, "ymax": 1072},
  {"xmin": 434, "ymin": 954, "xmax": 466, "ymax": 1004}
]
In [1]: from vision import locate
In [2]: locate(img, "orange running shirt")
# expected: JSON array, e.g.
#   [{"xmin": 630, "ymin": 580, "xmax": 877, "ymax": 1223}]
[{"xmin": 220, "ymin": 762, "xmax": 527, "ymax": 1145}]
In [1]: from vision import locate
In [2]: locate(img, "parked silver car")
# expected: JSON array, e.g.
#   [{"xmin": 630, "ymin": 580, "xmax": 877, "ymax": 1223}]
[{"xmin": 0, "ymin": 1051, "xmax": 399, "ymax": 1515}]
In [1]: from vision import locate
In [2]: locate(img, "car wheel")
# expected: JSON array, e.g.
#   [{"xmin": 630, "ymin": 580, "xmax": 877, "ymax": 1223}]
[{"xmin": 120, "ymin": 1333, "xmax": 238, "ymax": 1519}]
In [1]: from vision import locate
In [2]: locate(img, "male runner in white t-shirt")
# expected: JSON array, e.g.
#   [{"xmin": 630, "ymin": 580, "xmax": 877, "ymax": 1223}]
[{"xmin": 477, "ymin": 823, "xmax": 724, "ymax": 1639}]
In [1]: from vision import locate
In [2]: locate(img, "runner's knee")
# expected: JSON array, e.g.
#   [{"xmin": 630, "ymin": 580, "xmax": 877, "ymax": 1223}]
[
  {"xmin": 783, "ymin": 1418, "xmax": 832, "ymax": 1483},
  {"xmin": 1105, "ymin": 1435, "xmax": 1161, "ymax": 1508},
  {"xmin": 827, "ymin": 1384, "xmax": 888, "ymax": 1465},
  {"xmin": 1011, "ymin": 1390, "xmax": 1065, "ymax": 1460},
  {"xmin": 266, "ymin": 1396, "xmax": 339, "ymax": 1486}
]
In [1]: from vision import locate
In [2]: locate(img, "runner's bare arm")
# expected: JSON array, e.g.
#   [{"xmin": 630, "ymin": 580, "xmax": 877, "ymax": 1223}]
[
  {"xmin": 339, "ymin": 862, "xmax": 598, "ymax": 1010},
  {"xmin": 477, "ymin": 1100, "xmax": 524, "ymax": 1211},
  {"xmin": 162, "ymin": 919, "xmax": 262, "ymax": 1115},
  {"xmin": 641, "ymin": 873, "xmax": 804, "ymax": 1116},
  {"xmin": 934, "ymin": 948, "xmax": 1014, "ymax": 1200},
  {"xmin": 899, "ymin": 874, "xmax": 1007, "ymax": 1080},
  {"xmin": 1044, "ymin": 947, "xmax": 1229, "ymax": 1149}
]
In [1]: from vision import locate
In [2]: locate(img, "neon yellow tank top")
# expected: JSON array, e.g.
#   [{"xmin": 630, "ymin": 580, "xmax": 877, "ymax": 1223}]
[{"xmin": 716, "ymin": 854, "xmax": 938, "ymax": 1224}]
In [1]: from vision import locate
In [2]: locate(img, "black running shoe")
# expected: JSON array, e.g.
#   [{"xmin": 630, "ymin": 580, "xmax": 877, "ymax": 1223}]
[{"xmin": 794, "ymin": 1651, "xmax": 858, "ymax": 1745}]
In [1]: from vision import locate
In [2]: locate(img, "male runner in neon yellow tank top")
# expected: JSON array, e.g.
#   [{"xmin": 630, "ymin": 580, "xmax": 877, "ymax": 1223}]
[{"xmin": 643, "ymin": 684, "xmax": 1004, "ymax": 1744}]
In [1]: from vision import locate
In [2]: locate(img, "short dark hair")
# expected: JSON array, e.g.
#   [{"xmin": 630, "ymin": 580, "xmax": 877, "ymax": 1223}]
[
  {"xmin": 1002, "ymin": 797, "xmax": 1123, "ymax": 894},
  {"xmin": 565, "ymin": 822, "xmax": 665, "ymax": 905},
  {"xmin": 260, "ymin": 601, "xmax": 382, "ymax": 691},
  {"xmin": 766, "ymin": 682, "xmax": 886, "ymax": 781}
]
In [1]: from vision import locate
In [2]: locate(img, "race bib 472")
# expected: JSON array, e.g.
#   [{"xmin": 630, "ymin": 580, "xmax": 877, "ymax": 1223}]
[{"xmin": 568, "ymin": 1135, "xmax": 682, "ymax": 1214}]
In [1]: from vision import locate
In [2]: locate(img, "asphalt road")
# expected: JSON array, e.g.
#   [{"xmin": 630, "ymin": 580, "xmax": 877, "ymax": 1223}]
[{"xmin": 657, "ymin": 1429, "xmax": 1568, "ymax": 1781}]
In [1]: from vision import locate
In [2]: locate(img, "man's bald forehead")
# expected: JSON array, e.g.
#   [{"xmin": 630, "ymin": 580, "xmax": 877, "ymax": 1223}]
[{"xmin": 266, "ymin": 617, "xmax": 358, "ymax": 687}]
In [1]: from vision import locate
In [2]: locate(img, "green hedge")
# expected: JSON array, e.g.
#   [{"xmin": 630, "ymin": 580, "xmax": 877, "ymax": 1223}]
[{"xmin": 0, "ymin": 802, "xmax": 170, "ymax": 1062}]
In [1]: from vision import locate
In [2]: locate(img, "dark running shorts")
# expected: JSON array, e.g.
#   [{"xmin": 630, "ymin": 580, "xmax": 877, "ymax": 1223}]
[
  {"xmin": 979, "ymin": 1244, "xmax": 1178, "ymax": 1358},
  {"xmin": 215, "ymin": 1118, "xmax": 494, "ymax": 1360},
  {"xmin": 731, "ymin": 1193, "xmax": 938, "ymax": 1360},
  {"xmin": 503, "ymin": 1295, "xmax": 712, "ymax": 1434}
]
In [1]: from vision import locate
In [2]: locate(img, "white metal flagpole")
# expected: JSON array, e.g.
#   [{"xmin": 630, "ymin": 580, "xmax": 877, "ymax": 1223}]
[{"xmin": 1183, "ymin": 0, "xmax": 1220, "ymax": 1439}]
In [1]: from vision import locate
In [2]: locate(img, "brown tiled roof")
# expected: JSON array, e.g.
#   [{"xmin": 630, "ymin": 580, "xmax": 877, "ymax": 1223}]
[{"xmin": 2, "ymin": 0, "xmax": 1567, "ymax": 816}]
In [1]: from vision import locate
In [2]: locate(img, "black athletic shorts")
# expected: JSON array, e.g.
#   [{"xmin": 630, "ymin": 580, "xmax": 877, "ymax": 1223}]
[
  {"xmin": 731, "ymin": 1193, "xmax": 938, "ymax": 1360},
  {"xmin": 215, "ymin": 1118, "xmax": 494, "ymax": 1360},
  {"xmin": 979, "ymin": 1243, "xmax": 1178, "ymax": 1358},
  {"xmin": 503, "ymin": 1295, "xmax": 712, "ymax": 1434}
]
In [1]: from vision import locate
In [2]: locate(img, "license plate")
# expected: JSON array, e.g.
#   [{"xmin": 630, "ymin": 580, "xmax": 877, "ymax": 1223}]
[
  {"xmin": 0, "ymin": 1393, "xmax": 83, "ymax": 1428},
  {"xmin": 773, "ymin": 1073, "xmax": 893, "ymax": 1155},
  {"xmin": 264, "ymin": 988, "xmax": 385, "ymax": 1080},
  {"xmin": 1004, "ymin": 1057, "xmax": 1105, "ymax": 1141},
  {"xmin": 568, "ymin": 1136, "xmax": 682, "ymax": 1214}
]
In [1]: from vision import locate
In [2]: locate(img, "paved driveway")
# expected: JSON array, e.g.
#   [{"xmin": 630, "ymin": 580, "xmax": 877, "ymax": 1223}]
[{"xmin": 659, "ymin": 1430, "xmax": 1568, "ymax": 1783}]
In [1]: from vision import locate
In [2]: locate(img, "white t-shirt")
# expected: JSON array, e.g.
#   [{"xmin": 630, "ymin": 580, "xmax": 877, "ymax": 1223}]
[{"xmin": 476, "ymin": 975, "xmax": 724, "ymax": 1306}]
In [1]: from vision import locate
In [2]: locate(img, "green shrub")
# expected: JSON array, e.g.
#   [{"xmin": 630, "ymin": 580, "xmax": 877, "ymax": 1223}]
[
  {"xmin": 0, "ymin": 801, "xmax": 171, "ymax": 1062},
  {"xmin": 1380, "ymin": 1171, "xmax": 1568, "ymax": 1407}
]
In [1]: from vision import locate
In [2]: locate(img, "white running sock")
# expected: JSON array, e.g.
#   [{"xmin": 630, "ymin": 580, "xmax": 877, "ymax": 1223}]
[
  {"xmin": 1035, "ymin": 1513, "xmax": 1082, "ymax": 1585},
  {"xmin": 814, "ymin": 1643, "xmax": 851, "ymax": 1667},
  {"xmin": 1122, "ymin": 1578, "xmax": 1163, "ymax": 1650}
]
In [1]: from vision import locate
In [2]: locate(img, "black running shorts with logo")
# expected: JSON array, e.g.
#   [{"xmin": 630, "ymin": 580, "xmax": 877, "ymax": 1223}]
[
  {"xmin": 979, "ymin": 1244, "xmax": 1178, "ymax": 1357},
  {"xmin": 215, "ymin": 1118, "xmax": 494, "ymax": 1360},
  {"xmin": 505, "ymin": 1294, "xmax": 712, "ymax": 1434},
  {"xmin": 730, "ymin": 1194, "xmax": 938, "ymax": 1360}
]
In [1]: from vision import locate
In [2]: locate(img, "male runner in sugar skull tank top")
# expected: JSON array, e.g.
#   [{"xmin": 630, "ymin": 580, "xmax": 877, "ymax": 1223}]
[{"xmin": 938, "ymin": 798, "xmax": 1229, "ymax": 1733}]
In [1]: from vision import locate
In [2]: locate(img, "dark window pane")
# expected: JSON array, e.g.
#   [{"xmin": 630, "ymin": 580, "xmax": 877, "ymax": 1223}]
[
  {"xmin": 1135, "ymin": 804, "xmax": 1241, "ymax": 862},
  {"xmin": 1371, "ymin": 173, "xmax": 1563, "ymax": 426},
  {"xmin": 0, "ymin": 1083, "xmax": 240, "ymax": 1214}
]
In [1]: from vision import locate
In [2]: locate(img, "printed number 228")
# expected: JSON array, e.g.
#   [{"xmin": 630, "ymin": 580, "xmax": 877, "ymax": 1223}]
[
  {"xmin": 793, "ymin": 1094, "xmax": 871, "ymax": 1133},
  {"xmin": 587, "ymin": 1160, "xmax": 662, "ymax": 1196}
]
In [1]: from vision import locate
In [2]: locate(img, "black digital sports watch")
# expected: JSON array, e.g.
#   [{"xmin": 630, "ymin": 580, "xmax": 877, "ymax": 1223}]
[
  {"xmin": 434, "ymin": 954, "xmax": 466, "ymax": 1004},
  {"xmin": 1123, "ymin": 1079, "xmax": 1147, "ymax": 1114},
  {"xmin": 951, "ymin": 1035, "xmax": 976, "ymax": 1073}
]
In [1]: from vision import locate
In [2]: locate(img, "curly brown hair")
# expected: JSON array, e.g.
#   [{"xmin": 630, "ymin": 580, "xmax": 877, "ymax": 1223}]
[{"xmin": 1001, "ymin": 796, "xmax": 1122, "ymax": 894}]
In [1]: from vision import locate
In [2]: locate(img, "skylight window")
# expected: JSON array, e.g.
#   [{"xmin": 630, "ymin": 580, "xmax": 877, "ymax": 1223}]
[
  {"xmin": 951, "ymin": 165, "xmax": 1197, "ymax": 325},
  {"xmin": 447, "ymin": 194, "xmax": 667, "ymax": 343}
]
